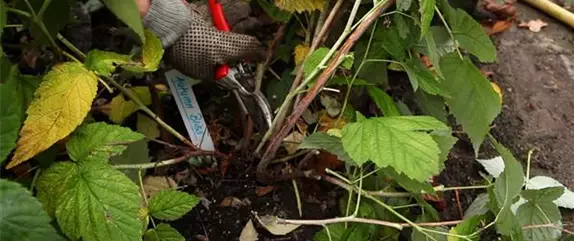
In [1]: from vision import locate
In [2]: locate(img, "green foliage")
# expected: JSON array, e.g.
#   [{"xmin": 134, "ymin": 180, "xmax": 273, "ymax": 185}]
[
  {"xmin": 66, "ymin": 122, "xmax": 145, "ymax": 163},
  {"xmin": 448, "ymin": 215, "xmax": 484, "ymax": 240},
  {"xmin": 299, "ymin": 132, "xmax": 354, "ymax": 164},
  {"xmin": 490, "ymin": 137, "xmax": 525, "ymax": 236},
  {"xmin": 257, "ymin": 0, "xmax": 292, "ymax": 23},
  {"xmin": 100, "ymin": 0, "xmax": 146, "ymax": 43},
  {"xmin": 143, "ymin": 223, "xmax": 185, "ymax": 241},
  {"xmin": 0, "ymin": 64, "xmax": 23, "ymax": 162},
  {"xmin": 0, "ymin": 0, "xmax": 6, "ymax": 42},
  {"xmin": 353, "ymin": 30, "xmax": 388, "ymax": 85},
  {"xmin": 415, "ymin": 91, "xmax": 447, "ymax": 123},
  {"xmin": 148, "ymin": 190, "xmax": 200, "ymax": 221},
  {"xmin": 440, "ymin": 53, "xmax": 501, "ymax": 152},
  {"xmin": 122, "ymin": 30, "xmax": 165, "ymax": 73},
  {"xmin": 37, "ymin": 161, "xmax": 142, "ymax": 241},
  {"xmin": 419, "ymin": 0, "xmax": 436, "ymax": 37},
  {"xmin": 397, "ymin": 0, "xmax": 413, "ymax": 11},
  {"xmin": 110, "ymin": 140, "xmax": 150, "ymax": 181},
  {"xmin": 85, "ymin": 50, "xmax": 131, "ymax": 76},
  {"xmin": 368, "ymin": 87, "xmax": 400, "ymax": 117},
  {"xmin": 314, "ymin": 223, "xmax": 378, "ymax": 241},
  {"xmin": 0, "ymin": 179, "xmax": 65, "ymax": 241},
  {"xmin": 517, "ymin": 187, "xmax": 563, "ymax": 241},
  {"xmin": 303, "ymin": 48, "xmax": 354, "ymax": 80},
  {"xmin": 404, "ymin": 57, "xmax": 448, "ymax": 96},
  {"xmin": 341, "ymin": 116, "xmax": 449, "ymax": 181},
  {"xmin": 378, "ymin": 167, "xmax": 435, "ymax": 194},
  {"xmin": 15, "ymin": 0, "xmax": 73, "ymax": 45},
  {"xmin": 446, "ymin": 9, "xmax": 497, "ymax": 62}
]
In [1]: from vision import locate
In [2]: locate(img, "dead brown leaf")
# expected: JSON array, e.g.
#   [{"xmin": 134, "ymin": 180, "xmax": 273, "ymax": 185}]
[
  {"xmin": 256, "ymin": 186, "xmax": 276, "ymax": 196},
  {"xmin": 482, "ymin": 20, "xmax": 514, "ymax": 35},
  {"xmin": 518, "ymin": 19, "xmax": 548, "ymax": 32},
  {"xmin": 220, "ymin": 196, "xmax": 251, "ymax": 208}
]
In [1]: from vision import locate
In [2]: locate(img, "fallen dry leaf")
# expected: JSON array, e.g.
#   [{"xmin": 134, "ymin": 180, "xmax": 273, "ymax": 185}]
[
  {"xmin": 239, "ymin": 219, "xmax": 259, "ymax": 241},
  {"xmin": 256, "ymin": 186, "xmax": 276, "ymax": 196},
  {"xmin": 256, "ymin": 215, "xmax": 301, "ymax": 235},
  {"xmin": 484, "ymin": 0, "xmax": 518, "ymax": 19},
  {"xmin": 518, "ymin": 19, "xmax": 548, "ymax": 32},
  {"xmin": 220, "ymin": 196, "xmax": 251, "ymax": 208},
  {"xmin": 283, "ymin": 131, "xmax": 305, "ymax": 155},
  {"xmin": 142, "ymin": 176, "xmax": 177, "ymax": 199},
  {"xmin": 482, "ymin": 20, "xmax": 513, "ymax": 35}
]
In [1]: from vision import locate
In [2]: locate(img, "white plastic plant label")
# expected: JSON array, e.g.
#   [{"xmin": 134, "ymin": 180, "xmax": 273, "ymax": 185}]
[{"xmin": 165, "ymin": 69, "xmax": 214, "ymax": 151}]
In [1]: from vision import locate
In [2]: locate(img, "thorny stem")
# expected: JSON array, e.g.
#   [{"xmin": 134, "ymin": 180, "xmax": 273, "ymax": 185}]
[
  {"xmin": 435, "ymin": 6, "xmax": 463, "ymax": 59},
  {"xmin": 257, "ymin": 0, "xmax": 394, "ymax": 184},
  {"xmin": 255, "ymin": 0, "xmax": 345, "ymax": 154}
]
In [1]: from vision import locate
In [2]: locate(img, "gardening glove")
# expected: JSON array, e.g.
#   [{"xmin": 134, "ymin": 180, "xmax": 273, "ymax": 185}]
[{"xmin": 142, "ymin": 0, "xmax": 263, "ymax": 81}]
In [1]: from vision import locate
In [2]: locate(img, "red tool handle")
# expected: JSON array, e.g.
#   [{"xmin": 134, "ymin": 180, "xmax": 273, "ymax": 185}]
[{"xmin": 208, "ymin": 0, "xmax": 231, "ymax": 80}]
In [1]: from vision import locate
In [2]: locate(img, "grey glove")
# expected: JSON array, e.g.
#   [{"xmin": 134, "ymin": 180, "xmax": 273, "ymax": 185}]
[{"xmin": 142, "ymin": 0, "xmax": 263, "ymax": 81}]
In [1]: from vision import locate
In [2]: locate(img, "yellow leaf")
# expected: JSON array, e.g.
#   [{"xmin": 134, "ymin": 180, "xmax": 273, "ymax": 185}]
[
  {"xmin": 491, "ymin": 82, "xmax": 502, "ymax": 104},
  {"xmin": 136, "ymin": 113, "xmax": 160, "ymax": 139},
  {"xmin": 275, "ymin": 0, "xmax": 325, "ymax": 13},
  {"xmin": 109, "ymin": 86, "xmax": 151, "ymax": 123},
  {"xmin": 7, "ymin": 62, "xmax": 98, "ymax": 169},
  {"xmin": 123, "ymin": 30, "xmax": 164, "ymax": 73},
  {"xmin": 294, "ymin": 44, "xmax": 310, "ymax": 66}
]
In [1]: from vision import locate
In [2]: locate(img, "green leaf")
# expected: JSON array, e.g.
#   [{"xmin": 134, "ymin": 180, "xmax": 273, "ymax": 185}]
[
  {"xmin": 66, "ymin": 122, "xmax": 145, "ymax": 163},
  {"xmin": 36, "ymin": 162, "xmax": 76, "ymax": 217},
  {"xmin": 404, "ymin": 57, "xmax": 449, "ymax": 96},
  {"xmin": 375, "ymin": 24, "xmax": 407, "ymax": 61},
  {"xmin": 378, "ymin": 167, "xmax": 435, "ymax": 194},
  {"xmin": 491, "ymin": 136, "xmax": 525, "ymax": 236},
  {"xmin": 397, "ymin": 0, "xmax": 413, "ymax": 11},
  {"xmin": 448, "ymin": 9, "xmax": 496, "ymax": 62},
  {"xmin": 368, "ymin": 87, "xmax": 401, "ymax": 117},
  {"xmin": 299, "ymin": 133, "xmax": 354, "ymax": 164},
  {"xmin": 448, "ymin": 215, "xmax": 483, "ymax": 241},
  {"xmin": 110, "ymin": 140, "xmax": 150, "ymax": 182},
  {"xmin": 42, "ymin": 161, "xmax": 142, "ymax": 241},
  {"xmin": 440, "ymin": 53, "xmax": 501, "ymax": 152},
  {"xmin": 148, "ymin": 190, "xmax": 200, "ymax": 221},
  {"xmin": 0, "ymin": 64, "xmax": 23, "ymax": 163},
  {"xmin": 257, "ymin": 0, "xmax": 292, "ymax": 22},
  {"xmin": 419, "ymin": 0, "xmax": 436, "ymax": 37},
  {"xmin": 15, "ymin": 0, "xmax": 73, "ymax": 45},
  {"xmin": 85, "ymin": 50, "xmax": 131, "ymax": 76},
  {"xmin": 421, "ymin": 29, "xmax": 443, "ymax": 76},
  {"xmin": 0, "ymin": 0, "xmax": 6, "ymax": 40},
  {"xmin": 0, "ymin": 179, "xmax": 65, "ymax": 241},
  {"xmin": 143, "ymin": 223, "xmax": 185, "ymax": 241},
  {"xmin": 521, "ymin": 187, "xmax": 565, "ymax": 204},
  {"xmin": 517, "ymin": 201, "xmax": 562, "ymax": 241},
  {"xmin": 123, "ymin": 30, "xmax": 164, "ymax": 73},
  {"xmin": 354, "ymin": 34, "xmax": 388, "ymax": 85},
  {"xmin": 265, "ymin": 69, "xmax": 294, "ymax": 109},
  {"xmin": 303, "ymin": 48, "xmax": 353, "ymax": 81},
  {"xmin": 101, "ymin": 0, "xmax": 145, "ymax": 43},
  {"xmin": 464, "ymin": 193, "xmax": 490, "ymax": 218},
  {"xmin": 433, "ymin": 134, "xmax": 457, "ymax": 171},
  {"xmin": 411, "ymin": 213, "xmax": 447, "ymax": 241},
  {"xmin": 415, "ymin": 91, "xmax": 447, "ymax": 123},
  {"xmin": 314, "ymin": 223, "xmax": 377, "ymax": 241},
  {"xmin": 341, "ymin": 116, "xmax": 449, "ymax": 181}
]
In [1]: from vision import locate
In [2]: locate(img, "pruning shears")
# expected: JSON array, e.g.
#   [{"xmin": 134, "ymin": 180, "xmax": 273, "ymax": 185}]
[{"xmin": 208, "ymin": 0, "xmax": 273, "ymax": 133}]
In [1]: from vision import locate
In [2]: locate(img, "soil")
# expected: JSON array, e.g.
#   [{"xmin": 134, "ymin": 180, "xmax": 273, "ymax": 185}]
[{"xmin": 166, "ymin": 2, "xmax": 574, "ymax": 240}]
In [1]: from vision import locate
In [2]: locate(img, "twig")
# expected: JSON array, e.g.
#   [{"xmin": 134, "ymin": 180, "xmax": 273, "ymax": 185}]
[
  {"xmin": 254, "ymin": 24, "xmax": 287, "ymax": 92},
  {"xmin": 6, "ymin": 8, "xmax": 32, "ymax": 18},
  {"xmin": 57, "ymin": 33, "xmax": 86, "ymax": 59},
  {"xmin": 435, "ymin": 6, "xmax": 463, "ymax": 59},
  {"xmin": 292, "ymin": 179, "xmax": 303, "ymax": 217},
  {"xmin": 278, "ymin": 216, "xmax": 464, "ymax": 229},
  {"xmin": 257, "ymin": 0, "xmax": 395, "ymax": 184},
  {"xmin": 526, "ymin": 149, "xmax": 535, "ymax": 181},
  {"xmin": 113, "ymin": 150, "xmax": 214, "ymax": 169}
]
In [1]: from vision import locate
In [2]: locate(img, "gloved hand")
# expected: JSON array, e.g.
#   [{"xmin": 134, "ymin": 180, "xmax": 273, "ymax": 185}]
[{"xmin": 141, "ymin": 0, "xmax": 263, "ymax": 81}]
